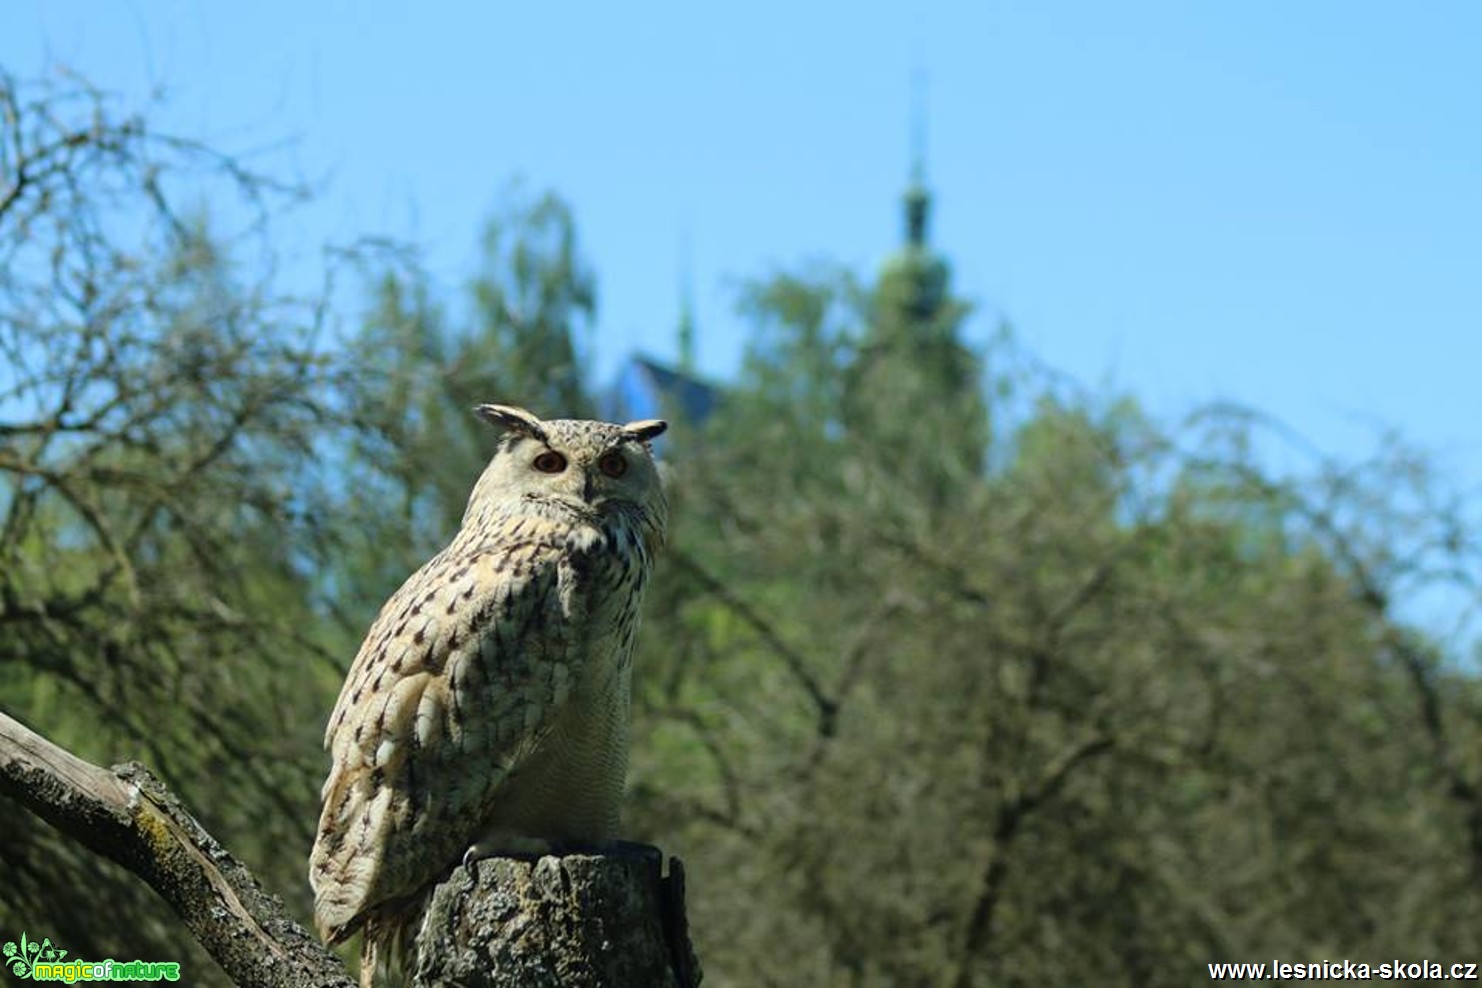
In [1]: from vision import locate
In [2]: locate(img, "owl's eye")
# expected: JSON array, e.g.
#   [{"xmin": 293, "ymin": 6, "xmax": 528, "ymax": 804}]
[
  {"xmin": 532, "ymin": 450, "xmax": 567, "ymax": 473},
  {"xmin": 597, "ymin": 451, "xmax": 628, "ymax": 478}
]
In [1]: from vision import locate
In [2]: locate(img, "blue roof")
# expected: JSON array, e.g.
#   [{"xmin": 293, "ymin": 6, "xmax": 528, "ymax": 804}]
[{"xmin": 603, "ymin": 354, "xmax": 720, "ymax": 426}]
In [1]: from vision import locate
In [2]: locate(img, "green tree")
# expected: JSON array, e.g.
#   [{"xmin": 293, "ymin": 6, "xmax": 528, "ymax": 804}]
[
  {"xmin": 0, "ymin": 70, "xmax": 350, "ymax": 982},
  {"xmin": 0, "ymin": 74, "xmax": 610, "ymax": 984},
  {"xmin": 467, "ymin": 182, "xmax": 597, "ymax": 417},
  {"xmin": 843, "ymin": 174, "xmax": 986, "ymax": 500},
  {"xmin": 330, "ymin": 183, "xmax": 602, "ymax": 624},
  {"xmin": 629, "ymin": 259, "xmax": 1482, "ymax": 987}
]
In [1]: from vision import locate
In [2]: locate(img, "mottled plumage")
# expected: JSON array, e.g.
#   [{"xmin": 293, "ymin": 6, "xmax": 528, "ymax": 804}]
[{"xmin": 309, "ymin": 405, "xmax": 667, "ymax": 985}]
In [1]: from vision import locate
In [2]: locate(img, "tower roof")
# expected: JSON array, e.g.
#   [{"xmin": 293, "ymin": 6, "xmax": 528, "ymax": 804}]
[
  {"xmin": 906, "ymin": 68, "xmax": 930, "ymax": 248},
  {"xmin": 878, "ymin": 85, "xmax": 949, "ymax": 328}
]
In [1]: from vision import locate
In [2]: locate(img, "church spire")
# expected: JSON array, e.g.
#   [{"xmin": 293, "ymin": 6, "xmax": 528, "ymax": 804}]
[
  {"xmin": 876, "ymin": 69, "xmax": 949, "ymax": 327},
  {"xmin": 904, "ymin": 69, "xmax": 931, "ymax": 248},
  {"xmin": 846, "ymin": 69, "xmax": 985, "ymax": 487}
]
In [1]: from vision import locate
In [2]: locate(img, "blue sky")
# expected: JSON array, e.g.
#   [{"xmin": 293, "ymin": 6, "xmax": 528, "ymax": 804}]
[{"xmin": 5, "ymin": 1, "xmax": 1479, "ymax": 480}]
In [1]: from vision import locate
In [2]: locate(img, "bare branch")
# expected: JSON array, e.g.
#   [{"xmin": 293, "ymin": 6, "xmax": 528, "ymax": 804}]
[{"xmin": 671, "ymin": 548, "xmax": 839, "ymax": 736}]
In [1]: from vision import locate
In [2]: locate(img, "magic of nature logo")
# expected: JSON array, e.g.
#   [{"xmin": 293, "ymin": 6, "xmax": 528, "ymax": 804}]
[{"xmin": 3, "ymin": 933, "xmax": 180, "ymax": 983}]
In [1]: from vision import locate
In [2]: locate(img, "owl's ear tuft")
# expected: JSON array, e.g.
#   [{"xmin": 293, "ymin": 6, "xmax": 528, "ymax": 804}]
[
  {"xmin": 620, "ymin": 419, "xmax": 668, "ymax": 444},
  {"xmin": 474, "ymin": 404, "xmax": 549, "ymax": 444}
]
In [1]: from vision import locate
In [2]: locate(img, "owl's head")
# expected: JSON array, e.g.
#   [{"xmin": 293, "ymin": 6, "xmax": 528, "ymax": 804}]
[{"xmin": 463, "ymin": 404, "xmax": 669, "ymax": 535}]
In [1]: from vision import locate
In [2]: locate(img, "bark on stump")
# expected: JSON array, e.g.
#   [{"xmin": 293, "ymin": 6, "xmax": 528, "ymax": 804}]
[{"xmin": 408, "ymin": 853, "xmax": 701, "ymax": 988}]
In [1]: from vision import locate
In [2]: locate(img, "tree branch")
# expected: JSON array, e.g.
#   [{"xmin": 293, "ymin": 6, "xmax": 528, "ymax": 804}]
[
  {"xmin": 671, "ymin": 548, "xmax": 838, "ymax": 736},
  {"xmin": 0, "ymin": 709, "xmax": 353, "ymax": 988},
  {"xmin": 953, "ymin": 732, "xmax": 1117, "ymax": 988}
]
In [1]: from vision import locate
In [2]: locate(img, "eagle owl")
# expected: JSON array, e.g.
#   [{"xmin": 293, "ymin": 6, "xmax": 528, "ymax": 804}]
[{"xmin": 309, "ymin": 404, "xmax": 668, "ymax": 985}]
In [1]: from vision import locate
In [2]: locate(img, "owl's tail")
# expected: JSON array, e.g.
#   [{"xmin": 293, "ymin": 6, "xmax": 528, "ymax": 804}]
[{"xmin": 358, "ymin": 895, "xmax": 430, "ymax": 988}]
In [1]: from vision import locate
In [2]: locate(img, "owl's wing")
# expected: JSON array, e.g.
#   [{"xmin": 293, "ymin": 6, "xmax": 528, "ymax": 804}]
[{"xmin": 309, "ymin": 536, "xmax": 584, "ymax": 942}]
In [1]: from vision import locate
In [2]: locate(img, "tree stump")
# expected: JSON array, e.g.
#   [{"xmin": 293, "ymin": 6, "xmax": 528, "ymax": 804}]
[{"xmin": 408, "ymin": 853, "xmax": 701, "ymax": 988}]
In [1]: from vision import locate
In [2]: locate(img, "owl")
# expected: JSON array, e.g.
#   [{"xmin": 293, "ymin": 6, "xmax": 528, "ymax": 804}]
[{"xmin": 309, "ymin": 404, "xmax": 669, "ymax": 986}]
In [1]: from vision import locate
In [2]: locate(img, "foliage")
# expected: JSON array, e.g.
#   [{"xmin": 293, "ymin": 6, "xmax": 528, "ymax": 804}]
[
  {"xmin": 0, "ymin": 68, "xmax": 352, "ymax": 981},
  {"xmin": 625, "ymin": 271, "xmax": 1482, "ymax": 986},
  {"xmin": 329, "ymin": 181, "xmax": 601, "ymax": 622}
]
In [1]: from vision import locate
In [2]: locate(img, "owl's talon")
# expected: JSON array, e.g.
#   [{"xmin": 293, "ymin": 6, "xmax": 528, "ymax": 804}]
[{"xmin": 463, "ymin": 835, "xmax": 559, "ymax": 872}]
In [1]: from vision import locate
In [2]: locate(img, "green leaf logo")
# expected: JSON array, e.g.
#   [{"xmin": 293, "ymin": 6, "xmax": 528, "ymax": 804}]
[{"xmin": 2, "ymin": 933, "xmax": 64, "ymax": 980}]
